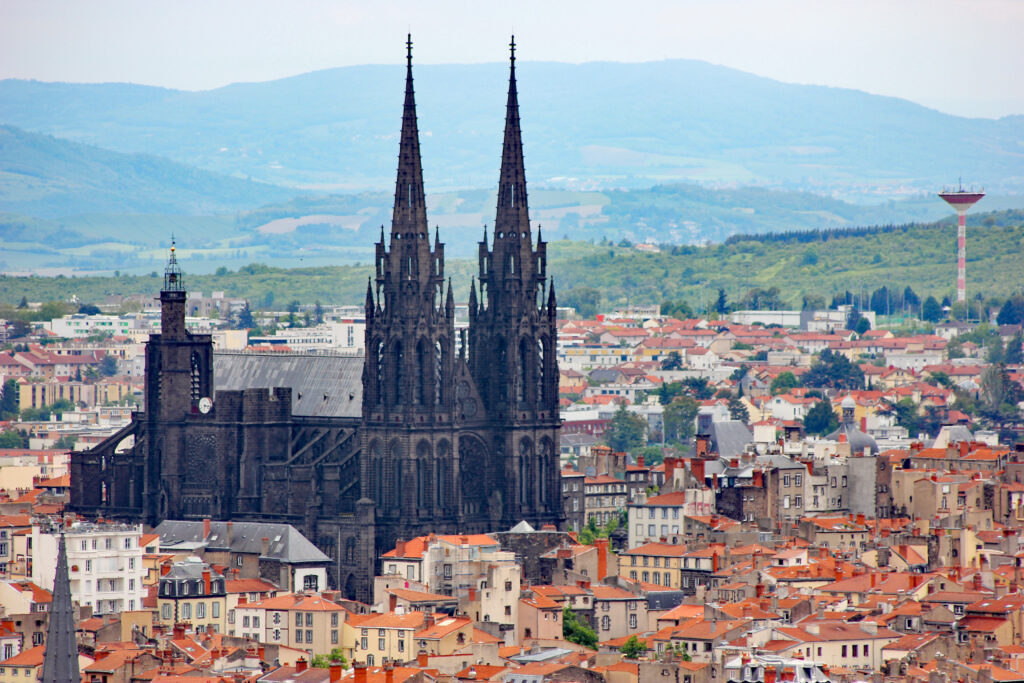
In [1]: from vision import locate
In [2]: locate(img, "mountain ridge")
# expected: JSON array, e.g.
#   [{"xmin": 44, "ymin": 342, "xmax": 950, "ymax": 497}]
[{"xmin": 2, "ymin": 59, "xmax": 1021, "ymax": 196}]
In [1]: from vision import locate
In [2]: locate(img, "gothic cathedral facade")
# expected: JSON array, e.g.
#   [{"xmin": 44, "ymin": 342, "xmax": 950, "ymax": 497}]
[{"xmin": 70, "ymin": 38, "xmax": 563, "ymax": 600}]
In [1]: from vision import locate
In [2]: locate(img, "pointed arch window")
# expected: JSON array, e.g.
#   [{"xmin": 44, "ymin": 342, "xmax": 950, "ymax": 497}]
[
  {"xmin": 190, "ymin": 352, "xmax": 202, "ymax": 403},
  {"xmin": 375, "ymin": 340, "xmax": 385, "ymax": 405},
  {"xmin": 393, "ymin": 340, "xmax": 404, "ymax": 405},
  {"xmin": 415, "ymin": 340, "xmax": 428, "ymax": 406},
  {"xmin": 518, "ymin": 338, "xmax": 530, "ymax": 404},
  {"xmin": 434, "ymin": 341, "xmax": 445, "ymax": 405},
  {"xmin": 537, "ymin": 339, "xmax": 546, "ymax": 406}
]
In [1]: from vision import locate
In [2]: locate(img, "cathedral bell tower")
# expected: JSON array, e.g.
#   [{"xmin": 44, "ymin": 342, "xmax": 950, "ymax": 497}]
[
  {"xmin": 469, "ymin": 38, "xmax": 562, "ymax": 525},
  {"xmin": 361, "ymin": 37, "xmax": 459, "ymax": 535},
  {"xmin": 143, "ymin": 240, "xmax": 214, "ymax": 523}
]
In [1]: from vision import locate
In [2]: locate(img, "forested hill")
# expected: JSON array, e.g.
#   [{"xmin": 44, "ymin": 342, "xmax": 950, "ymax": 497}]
[{"xmin": 1, "ymin": 210, "xmax": 1021, "ymax": 312}]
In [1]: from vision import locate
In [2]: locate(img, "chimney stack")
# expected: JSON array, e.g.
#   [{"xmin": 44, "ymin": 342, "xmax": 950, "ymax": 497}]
[
  {"xmin": 355, "ymin": 665, "xmax": 367, "ymax": 683},
  {"xmin": 296, "ymin": 656, "xmax": 308, "ymax": 673}
]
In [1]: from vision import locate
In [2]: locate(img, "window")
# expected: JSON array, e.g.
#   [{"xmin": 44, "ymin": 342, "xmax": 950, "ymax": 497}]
[
  {"xmin": 842, "ymin": 476, "xmax": 848, "ymax": 487},
  {"xmin": 601, "ymin": 616, "xmax": 611, "ymax": 630},
  {"xmin": 85, "ymin": 560, "xmax": 92, "ymax": 572},
  {"xmin": 398, "ymin": 638, "xmax": 404, "ymax": 652},
  {"xmin": 830, "ymin": 477, "xmax": 837, "ymax": 487},
  {"xmin": 379, "ymin": 638, "xmax": 386, "ymax": 649},
  {"xmin": 296, "ymin": 613, "xmax": 303, "ymax": 627},
  {"xmin": 274, "ymin": 612, "xmax": 281, "ymax": 624},
  {"xmin": 105, "ymin": 538, "xmax": 112, "ymax": 550},
  {"xmin": 129, "ymin": 579, "xmax": 135, "ymax": 591},
  {"xmin": 331, "ymin": 613, "xmax": 339, "ymax": 627},
  {"xmin": 129, "ymin": 558, "xmax": 135, "ymax": 570},
  {"xmin": 784, "ymin": 475, "xmax": 791, "ymax": 487},
  {"xmin": 304, "ymin": 575, "xmax": 319, "ymax": 591},
  {"xmin": 306, "ymin": 613, "xmax": 313, "ymax": 627},
  {"xmin": 361, "ymin": 637, "xmax": 368, "ymax": 649},
  {"xmin": 333, "ymin": 630, "xmax": 340, "ymax": 645},
  {"xmin": 852, "ymin": 644, "xmax": 858, "ymax": 657},
  {"xmin": 212, "ymin": 603, "xmax": 220, "ymax": 618},
  {"xmin": 443, "ymin": 564, "xmax": 453, "ymax": 579},
  {"xmin": 243, "ymin": 616, "xmax": 250, "ymax": 628},
  {"xmin": 842, "ymin": 645, "xmax": 847, "ymax": 657},
  {"xmin": 182, "ymin": 603, "xmax": 191, "ymax": 619},
  {"xmin": 273, "ymin": 629, "xmax": 280, "ymax": 641},
  {"xmin": 162, "ymin": 604, "xmax": 172, "ymax": 620},
  {"xmin": 664, "ymin": 572, "xmax": 671, "ymax": 585},
  {"xmin": 254, "ymin": 616, "xmax": 260, "ymax": 628},
  {"xmin": 795, "ymin": 474, "xmax": 803, "ymax": 486},
  {"xmin": 630, "ymin": 571, "xmax": 638, "ymax": 580},
  {"xmin": 648, "ymin": 525, "xmax": 655, "ymax": 536},
  {"xmin": 196, "ymin": 602, "xmax": 206, "ymax": 619},
  {"xmin": 228, "ymin": 610, "xmax": 235, "ymax": 624},
  {"xmin": 124, "ymin": 537, "xmax": 132, "ymax": 549},
  {"xmin": 80, "ymin": 541, "xmax": 87, "ymax": 551}
]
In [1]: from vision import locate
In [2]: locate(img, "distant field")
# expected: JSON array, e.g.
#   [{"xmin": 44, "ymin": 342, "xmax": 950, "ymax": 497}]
[{"xmin": 2, "ymin": 210, "xmax": 1022, "ymax": 311}]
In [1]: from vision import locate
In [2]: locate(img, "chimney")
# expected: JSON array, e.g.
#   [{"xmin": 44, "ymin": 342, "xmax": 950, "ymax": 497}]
[
  {"xmin": 638, "ymin": 455, "xmax": 645, "ymax": 467},
  {"xmin": 691, "ymin": 458, "xmax": 706, "ymax": 484},
  {"xmin": 712, "ymin": 552, "xmax": 719, "ymax": 573},
  {"xmin": 296, "ymin": 656, "xmax": 308, "ymax": 673},
  {"xmin": 202, "ymin": 569, "xmax": 212, "ymax": 595},
  {"xmin": 396, "ymin": 539, "xmax": 406, "ymax": 558},
  {"xmin": 257, "ymin": 646, "xmax": 265, "ymax": 662},
  {"xmin": 173, "ymin": 623, "xmax": 185, "ymax": 640},
  {"xmin": 418, "ymin": 653, "xmax": 429, "ymax": 667},
  {"xmin": 386, "ymin": 664, "xmax": 395, "ymax": 683},
  {"xmin": 389, "ymin": 593, "xmax": 398, "ymax": 611},
  {"xmin": 960, "ymin": 441, "xmax": 969, "ymax": 458},
  {"xmin": 595, "ymin": 538, "xmax": 610, "ymax": 579},
  {"xmin": 856, "ymin": 513, "xmax": 866, "ymax": 526},
  {"xmin": 203, "ymin": 518, "xmax": 211, "ymax": 539},
  {"xmin": 330, "ymin": 663, "xmax": 344, "ymax": 682},
  {"xmin": 260, "ymin": 537, "xmax": 269, "ymax": 556},
  {"xmin": 355, "ymin": 665, "xmax": 368, "ymax": 683},
  {"xmin": 161, "ymin": 562, "xmax": 172, "ymax": 576}
]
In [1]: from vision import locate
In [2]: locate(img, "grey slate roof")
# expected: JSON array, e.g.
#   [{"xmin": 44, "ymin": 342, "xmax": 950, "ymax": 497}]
[
  {"xmin": 709, "ymin": 420, "xmax": 754, "ymax": 459},
  {"xmin": 155, "ymin": 520, "xmax": 330, "ymax": 565},
  {"xmin": 213, "ymin": 352, "xmax": 363, "ymax": 418}
]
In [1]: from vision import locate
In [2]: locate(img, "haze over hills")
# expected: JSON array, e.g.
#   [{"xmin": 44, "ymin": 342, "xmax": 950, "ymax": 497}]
[{"xmin": 2, "ymin": 59, "xmax": 1023, "ymax": 196}]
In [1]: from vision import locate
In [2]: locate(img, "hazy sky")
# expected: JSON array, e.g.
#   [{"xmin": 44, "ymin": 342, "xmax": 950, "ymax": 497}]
[{"xmin": 2, "ymin": 0, "xmax": 1022, "ymax": 118}]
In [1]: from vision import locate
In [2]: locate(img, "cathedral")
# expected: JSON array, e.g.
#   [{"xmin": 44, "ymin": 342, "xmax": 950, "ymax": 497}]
[{"xmin": 69, "ymin": 38, "xmax": 563, "ymax": 600}]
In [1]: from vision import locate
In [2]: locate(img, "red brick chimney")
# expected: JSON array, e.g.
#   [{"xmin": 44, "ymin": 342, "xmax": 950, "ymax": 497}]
[
  {"xmin": 418, "ymin": 653, "xmax": 429, "ymax": 667},
  {"xmin": 386, "ymin": 663, "xmax": 395, "ymax": 683},
  {"xmin": 691, "ymin": 459, "xmax": 706, "ymax": 483},
  {"xmin": 594, "ymin": 538, "xmax": 609, "ymax": 579},
  {"xmin": 395, "ymin": 539, "xmax": 406, "ymax": 557},
  {"xmin": 257, "ymin": 646, "xmax": 265, "ymax": 662},
  {"xmin": 330, "ymin": 663, "xmax": 344, "ymax": 682},
  {"xmin": 355, "ymin": 665, "xmax": 367, "ymax": 683},
  {"xmin": 161, "ymin": 562, "xmax": 172, "ymax": 576},
  {"xmin": 202, "ymin": 569, "xmax": 212, "ymax": 595},
  {"xmin": 389, "ymin": 593, "xmax": 398, "ymax": 611},
  {"xmin": 173, "ymin": 623, "xmax": 185, "ymax": 640},
  {"xmin": 203, "ymin": 518, "xmax": 211, "ymax": 539},
  {"xmin": 295, "ymin": 656, "xmax": 308, "ymax": 673},
  {"xmin": 638, "ymin": 455, "xmax": 645, "ymax": 467}
]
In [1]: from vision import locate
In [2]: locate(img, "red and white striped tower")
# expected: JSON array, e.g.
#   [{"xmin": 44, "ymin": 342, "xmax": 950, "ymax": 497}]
[{"xmin": 939, "ymin": 184, "xmax": 984, "ymax": 303}]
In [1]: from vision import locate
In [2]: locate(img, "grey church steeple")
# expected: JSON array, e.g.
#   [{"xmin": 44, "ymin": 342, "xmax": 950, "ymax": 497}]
[{"xmin": 41, "ymin": 532, "xmax": 78, "ymax": 683}]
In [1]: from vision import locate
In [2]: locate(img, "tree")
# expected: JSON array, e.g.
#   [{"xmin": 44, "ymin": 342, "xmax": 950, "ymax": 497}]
[
  {"xmin": 681, "ymin": 377, "xmax": 714, "ymax": 400},
  {"xmin": 715, "ymin": 288, "xmax": 729, "ymax": 315},
  {"xmin": 946, "ymin": 337, "xmax": 965, "ymax": 359},
  {"xmin": 17, "ymin": 296, "xmax": 28, "ymax": 309},
  {"xmin": 883, "ymin": 398, "xmax": 921, "ymax": 436},
  {"xmin": 1, "ymin": 379, "xmax": 18, "ymax": 419},
  {"xmin": 661, "ymin": 352, "xmax": 682, "ymax": 371},
  {"xmin": 803, "ymin": 399, "xmax": 838, "ymax": 436},
  {"xmin": 0, "ymin": 430, "xmax": 26, "ymax": 448},
  {"xmin": 563, "ymin": 606, "xmax": 598, "ymax": 649},
  {"xmin": 314, "ymin": 300, "xmax": 324, "ymax": 325},
  {"xmin": 562, "ymin": 287, "xmax": 601, "ymax": 319},
  {"xmin": 855, "ymin": 316, "xmax": 871, "ymax": 335},
  {"xmin": 997, "ymin": 294, "xmax": 1024, "ymax": 325},
  {"xmin": 770, "ymin": 372, "xmax": 799, "ymax": 395},
  {"xmin": 310, "ymin": 648, "xmax": 347, "ymax": 668},
  {"xmin": 922, "ymin": 296, "xmax": 943, "ymax": 323},
  {"xmin": 78, "ymin": 303, "xmax": 102, "ymax": 315},
  {"xmin": 53, "ymin": 435, "xmax": 78, "ymax": 450},
  {"xmin": 620, "ymin": 635, "xmax": 647, "ymax": 659},
  {"xmin": 605, "ymin": 405, "xmax": 647, "ymax": 452},
  {"xmin": 237, "ymin": 302, "xmax": 255, "ymax": 330},
  {"xmin": 802, "ymin": 349, "xmax": 864, "ymax": 390},
  {"xmin": 987, "ymin": 336, "xmax": 1006, "ymax": 364},
  {"xmin": 728, "ymin": 397, "xmax": 749, "ymax": 423},
  {"xmin": 663, "ymin": 396, "xmax": 699, "ymax": 444},
  {"xmin": 99, "ymin": 354, "xmax": 118, "ymax": 376},
  {"xmin": 1007, "ymin": 331, "xmax": 1024, "ymax": 365}
]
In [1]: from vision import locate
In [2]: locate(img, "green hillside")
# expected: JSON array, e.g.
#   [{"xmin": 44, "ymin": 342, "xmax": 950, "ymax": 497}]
[
  {"xmin": 0, "ymin": 125, "xmax": 296, "ymax": 218},
  {"xmin": 2, "ymin": 210, "xmax": 1022, "ymax": 313}
]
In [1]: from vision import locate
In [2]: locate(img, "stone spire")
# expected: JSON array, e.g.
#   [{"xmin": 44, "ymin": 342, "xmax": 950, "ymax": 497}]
[
  {"xmin": 495, "ymin": 36, "xmax": 529, "ymax": 238},
  {"xmin": 41, "ymin": 532, "xmax": 78, "ymax": 683},
  {"xmin": 391, "ymin": 33, "xmax": 428, "ymax": 240}
]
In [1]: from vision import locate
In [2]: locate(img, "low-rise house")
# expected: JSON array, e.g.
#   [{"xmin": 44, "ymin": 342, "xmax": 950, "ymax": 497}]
[{"xmin": 237, "ymin": 593, "xmax": 348, "ymax": 658}]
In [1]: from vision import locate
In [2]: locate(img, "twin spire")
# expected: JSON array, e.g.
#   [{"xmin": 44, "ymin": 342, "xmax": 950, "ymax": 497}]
[
  {"xmin": 391, "ymin": 34, "xmax": 428, "ymax": 238},
  {"xmin": 391, "ymin": 35, "xmax": 530, "ymax": 243}
]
